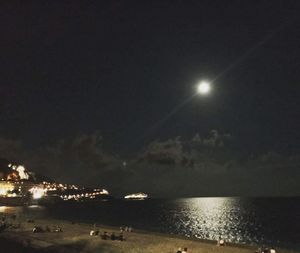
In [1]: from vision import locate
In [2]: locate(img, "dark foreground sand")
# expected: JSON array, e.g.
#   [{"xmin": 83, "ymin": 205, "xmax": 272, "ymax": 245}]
[{"xmin": 0, "ymin": 217, "xmax": 298, "ymax": 253}]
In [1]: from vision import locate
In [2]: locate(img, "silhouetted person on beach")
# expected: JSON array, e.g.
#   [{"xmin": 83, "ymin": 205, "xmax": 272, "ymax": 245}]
[
  {"xmin": 101, "ymin": 231, "xmax": 109, "ymax": 240},
  {"xmin": 218, "ymin": 237, "xmax": 225, "ymax": 246},
  {"xmin": 118, "ymin": 231, "xmax": 124, "ymax": 241},
  {"xmin": 0, "ymin": 222, "xmax": 7, "ymax": 232},
  {"xmin": 111, "ymin": 232, "xmax": 116, "ymax": 240}
]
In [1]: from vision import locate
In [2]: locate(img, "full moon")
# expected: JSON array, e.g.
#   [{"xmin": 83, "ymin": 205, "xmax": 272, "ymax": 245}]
[{"xmin": 197, "ymin": 81, "xmax": 211, "ymax": 95}]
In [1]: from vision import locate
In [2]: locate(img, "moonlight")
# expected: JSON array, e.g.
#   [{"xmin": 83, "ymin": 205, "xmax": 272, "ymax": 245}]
[{"xmin": 197, "ymin": 81, "xmax": 211, "ymax": 95}]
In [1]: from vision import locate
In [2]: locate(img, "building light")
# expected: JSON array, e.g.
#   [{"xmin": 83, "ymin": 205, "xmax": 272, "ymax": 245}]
[{"xmin": 29, "ymin": 187, "xmax": 46, "ymax": 199}]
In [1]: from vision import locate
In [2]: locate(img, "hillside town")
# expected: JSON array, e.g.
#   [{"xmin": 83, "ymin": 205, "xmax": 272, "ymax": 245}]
[{"xmin": 0, "ymin": 159, "xmax": 110, "ymax": 205}]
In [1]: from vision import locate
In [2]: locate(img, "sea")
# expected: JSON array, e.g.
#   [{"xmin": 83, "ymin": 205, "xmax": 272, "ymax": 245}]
[{"xmin": 1, "ymin": 197, "xmax": 300, "ymax": 251}]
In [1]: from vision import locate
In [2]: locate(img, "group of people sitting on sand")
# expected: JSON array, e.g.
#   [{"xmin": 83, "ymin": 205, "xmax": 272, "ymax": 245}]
[
  {"xmin": 32, "ymin": 225, "xmax": 63, "ymax": 233},
  {"xmin": 89, "ymin": 224, "xmax": 134, "ymax": 241},
  {"xmin": 255, "ymin": 246, "xmax": 277, "ymax": 253},
  {"xmin": 89, "ymin": 230, "xmax": 125, "ymax": 241},
  {"xmin": 102, "ymin": 231, "xmax": 125, "ymax": 241},
  {"xmin": 176, "ymin": 247, "xmax": 188, "ymax": 253},
  {"xmin": 119, "ymin": 226, "xmax": 133, "ymax": 232}
]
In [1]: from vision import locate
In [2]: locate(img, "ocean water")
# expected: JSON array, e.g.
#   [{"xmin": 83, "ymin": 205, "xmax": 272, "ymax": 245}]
[{"xmin": 1, "ymin": 197, "xmax": 300, "ymax": 251}]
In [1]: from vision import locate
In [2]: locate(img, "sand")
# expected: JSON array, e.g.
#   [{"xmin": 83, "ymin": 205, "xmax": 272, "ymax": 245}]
[{"xmin": 0, "ymin": 216, "xmax": 298, "ymax": 253}]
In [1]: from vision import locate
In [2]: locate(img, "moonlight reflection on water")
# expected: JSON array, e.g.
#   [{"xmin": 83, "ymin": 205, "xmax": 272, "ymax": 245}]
[{"xmin": 161, "ymin": 198, "xmax": 260, "ymax": 244}]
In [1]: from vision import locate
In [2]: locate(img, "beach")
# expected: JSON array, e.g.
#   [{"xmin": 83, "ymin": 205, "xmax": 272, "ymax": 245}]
[{"xmin": 0, "ymin": 216, "xmax": 298, "ymax": 253}]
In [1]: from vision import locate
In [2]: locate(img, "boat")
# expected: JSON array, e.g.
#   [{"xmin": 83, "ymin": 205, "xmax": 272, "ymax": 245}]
[{"xmin": 124, "ymin": 192, "xmax": 148, "ymax": 200}]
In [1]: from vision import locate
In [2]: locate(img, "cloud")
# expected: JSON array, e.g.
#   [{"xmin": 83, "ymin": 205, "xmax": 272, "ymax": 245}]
[
  {"xmin": 0, "ymin": 131, "xmax": 299, "ymax": 197},
  {"xmin": 26, "ymin": 132, "xmax": 120, "ymax": 186}
]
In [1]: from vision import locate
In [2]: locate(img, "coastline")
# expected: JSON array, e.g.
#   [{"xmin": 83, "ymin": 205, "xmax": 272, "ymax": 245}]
[{"xmin": 0, "ymin": 217, "xmax": 299, "ymax": 253}]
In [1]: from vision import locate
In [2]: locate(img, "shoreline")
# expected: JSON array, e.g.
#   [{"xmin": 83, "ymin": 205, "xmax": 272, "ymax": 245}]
[{"xmin": 0, "ymin": 216, "xmax": 299, "ymax": 253}]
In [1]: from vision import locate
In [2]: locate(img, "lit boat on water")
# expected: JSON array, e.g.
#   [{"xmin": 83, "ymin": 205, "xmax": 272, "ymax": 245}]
[{"xmin": 124, "ymin": 192, "xmax": 148, "ymax": 200}]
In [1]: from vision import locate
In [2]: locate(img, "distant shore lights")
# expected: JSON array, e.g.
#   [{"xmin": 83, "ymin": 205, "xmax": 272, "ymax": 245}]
[{"xmin": 29, "ymin": 187, "xmax": 46, "ymax": 199}]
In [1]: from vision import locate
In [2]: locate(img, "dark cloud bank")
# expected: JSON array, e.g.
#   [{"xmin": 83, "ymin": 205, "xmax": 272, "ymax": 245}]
[{"xmin": 1, "ymin": 130, "xmax": 299, "ymax": 198}]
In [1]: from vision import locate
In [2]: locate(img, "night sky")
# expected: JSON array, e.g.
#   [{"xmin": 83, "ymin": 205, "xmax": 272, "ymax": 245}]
[{"xmin": 1, "ymin": 1, "xmax": 300, "ymax": 196}]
